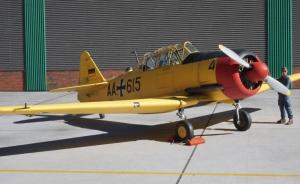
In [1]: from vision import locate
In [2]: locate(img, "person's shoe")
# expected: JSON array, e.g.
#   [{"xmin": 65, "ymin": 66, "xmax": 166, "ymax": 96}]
[
  {"xmin": 285, "ymin": 119, "xmax": 293, "ymax": 125},
  {"xmin": 276, "ymin": 119, "xmax": 286, "ymax": 124}
]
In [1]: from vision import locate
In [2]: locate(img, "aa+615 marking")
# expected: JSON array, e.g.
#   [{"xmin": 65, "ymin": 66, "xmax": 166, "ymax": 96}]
[{"xmin": 107, "ymin": 77, "xmax": 141, "ymax": 97}]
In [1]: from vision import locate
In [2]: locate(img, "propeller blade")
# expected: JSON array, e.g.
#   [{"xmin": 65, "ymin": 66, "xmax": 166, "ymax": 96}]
[
  {"xmin": 264, "ymin": 76, "xmax": 291, "ymax": 96},
  {"xmin": 219, "ymin": 44, "xmax": 251, "ymax": 68}
]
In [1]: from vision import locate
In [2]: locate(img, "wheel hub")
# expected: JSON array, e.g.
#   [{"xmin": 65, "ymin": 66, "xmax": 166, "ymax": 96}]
[{"xmin": 178, "ymin": 126, "xmax": 187, "ymax": 139}]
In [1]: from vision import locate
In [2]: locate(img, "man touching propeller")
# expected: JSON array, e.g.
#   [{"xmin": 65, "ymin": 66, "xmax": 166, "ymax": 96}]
[{"xmin": 277, "ymin": 67, "xmax": 293, "ymax": 125}]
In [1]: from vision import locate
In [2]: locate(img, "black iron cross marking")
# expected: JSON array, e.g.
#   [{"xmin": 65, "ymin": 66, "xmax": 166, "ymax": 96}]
[{"xmin": 117, "ymin": 79, "xmax": 126, "ymax": 97}]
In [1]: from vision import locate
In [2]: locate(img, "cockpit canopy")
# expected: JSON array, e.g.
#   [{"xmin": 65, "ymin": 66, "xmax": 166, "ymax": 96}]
[{"xmin": 139, "ymin": 41, "xmax": 199, "ymax": 71}]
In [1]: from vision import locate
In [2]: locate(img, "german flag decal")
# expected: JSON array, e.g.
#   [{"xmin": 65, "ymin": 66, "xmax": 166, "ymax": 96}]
[{"xmin": 88, "ymin": 68, "xmax": 95, "ymax": 75}]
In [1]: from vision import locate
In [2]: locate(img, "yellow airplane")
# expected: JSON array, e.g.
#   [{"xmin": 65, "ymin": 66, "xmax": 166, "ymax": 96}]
[{"xmin": 0, "ymin": 41, "xmax": 300, "ymax": 141}]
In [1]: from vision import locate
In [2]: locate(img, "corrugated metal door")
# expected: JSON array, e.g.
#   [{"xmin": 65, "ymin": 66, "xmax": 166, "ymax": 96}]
[
  {"xmin": 24, "ymin": 0, "xmax": 47, "ymax": 91},
  {"xmin": 0, "ymin": 0, "xmax": 24, "ymax": 70},
  {"xmin": 268, "ymin": 0, "xmax": 293, "ymax": 77},
  {"xmin": 46, "ymin": 0, "xmax": 266, "ymax": 70},
  {"xmin": 293, "ymin": 0, "xmax": 300, "ymax": 66}
]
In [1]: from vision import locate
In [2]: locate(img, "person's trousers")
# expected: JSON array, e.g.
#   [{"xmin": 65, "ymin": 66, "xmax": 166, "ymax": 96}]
[{"xmin": 278, "ymin": 99, "xmax": 293, "ymax": 119}]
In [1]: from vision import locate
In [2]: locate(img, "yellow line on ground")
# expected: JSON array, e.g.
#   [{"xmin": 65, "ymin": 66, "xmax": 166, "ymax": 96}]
[{"xmin": 0, "ymin": 169, "xmax": 300, "ymax": 178}]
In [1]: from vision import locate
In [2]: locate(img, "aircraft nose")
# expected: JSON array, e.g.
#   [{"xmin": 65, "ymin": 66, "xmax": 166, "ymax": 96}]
[{"xmin": 245, "ymin": 61, "xmax": 269, "ymax": 83}]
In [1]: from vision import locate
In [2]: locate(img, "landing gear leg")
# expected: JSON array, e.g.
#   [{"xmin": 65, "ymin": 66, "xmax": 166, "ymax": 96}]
[
  {"xmin": 233, "ymin": 101, "xmax": 252, "ymax": 131},
  {"xmin": 175, "ymin": 109, "xmax": 194, "ymax": 141}
]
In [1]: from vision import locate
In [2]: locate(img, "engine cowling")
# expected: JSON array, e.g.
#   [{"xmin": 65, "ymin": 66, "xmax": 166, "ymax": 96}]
[{"xmin": 215, "ymin": 52, "xmax": 268, "ymax": 100}]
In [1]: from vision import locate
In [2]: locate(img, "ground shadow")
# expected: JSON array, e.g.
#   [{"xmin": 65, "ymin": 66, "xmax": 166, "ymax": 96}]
[
  {"xmin": 223, "ymin": 120, "xmax": 277, "ymax": 125},
  {"xmin": 207, "ymin": 128, "xmax": 238, "ymax": 132},
  {"xmin": 0, "ymin": 108, "xmax": 260, "ymax": 156},
  {"xmin": 252, "ymin": 121, "xmax": 277, "ymax": 124}
]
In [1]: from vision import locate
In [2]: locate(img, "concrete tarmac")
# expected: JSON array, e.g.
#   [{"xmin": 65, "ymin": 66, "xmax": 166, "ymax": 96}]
[{"xmin": 0, "ymin": 90, "xmax": 299, "ymax": 184}]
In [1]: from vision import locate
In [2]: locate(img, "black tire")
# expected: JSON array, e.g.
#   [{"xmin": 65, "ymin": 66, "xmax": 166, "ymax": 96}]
[
  {"xmin": 175, "ymin": 120, "xmax": 194, "ymax": 142},
  {"xmin": 99, "ymin": 114, "xmax": 105, "ymax": 119},
  {"xmin": 233, "ymin": 109, "xmax": 252, "ymax": 131}
]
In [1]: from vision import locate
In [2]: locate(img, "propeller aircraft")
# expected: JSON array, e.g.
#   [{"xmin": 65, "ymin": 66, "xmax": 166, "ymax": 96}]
[{"xmin": 1, "ymin": 41, "xmax": 299, "ymax": 141}]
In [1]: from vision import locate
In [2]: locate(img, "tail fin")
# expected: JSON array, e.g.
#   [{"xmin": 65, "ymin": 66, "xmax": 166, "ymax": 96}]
[{"xmin": 80, "ymin": 51, "xmax": 106, "ymax": 84}]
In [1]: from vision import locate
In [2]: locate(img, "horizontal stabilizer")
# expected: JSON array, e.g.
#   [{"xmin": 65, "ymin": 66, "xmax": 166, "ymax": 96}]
[{"xmin": 51, "ymin": 82, "xmax": 108, "ymax": 92}]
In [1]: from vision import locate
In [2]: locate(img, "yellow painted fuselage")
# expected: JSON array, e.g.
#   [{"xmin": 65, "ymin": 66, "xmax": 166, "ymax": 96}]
[{"xmin": 78, "ymin": 58, "xmax": 228, "ymax": 103}]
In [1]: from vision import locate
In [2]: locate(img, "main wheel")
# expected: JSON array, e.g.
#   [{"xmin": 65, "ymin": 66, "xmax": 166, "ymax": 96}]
[
  {"xmin": 233, "ymin": 109, "xmax": 252, "ymax": 131},
  {"xmin": 175, "ymin": 120, "xmax": 194, "ymax": 142}
]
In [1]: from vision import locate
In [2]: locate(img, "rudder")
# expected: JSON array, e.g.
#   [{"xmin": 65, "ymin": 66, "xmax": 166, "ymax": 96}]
[{"xmin": 80, "ymin": 51, "xmax": 106, "ymax": 85}]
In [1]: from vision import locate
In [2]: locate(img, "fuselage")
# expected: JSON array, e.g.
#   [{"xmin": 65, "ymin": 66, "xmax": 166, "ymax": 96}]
[
  {"xmin": 78, "ymin": 43, "xmax": 267, "ymax": 104},
  {"xmin": 80, "ymin": 58, "xmax": 217, "ymax": 102}
]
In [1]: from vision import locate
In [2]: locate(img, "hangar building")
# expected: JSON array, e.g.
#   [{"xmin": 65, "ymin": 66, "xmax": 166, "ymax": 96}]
[{"xmin": 0, "ymin": 0, "xmax": 299, "ymax": 91}]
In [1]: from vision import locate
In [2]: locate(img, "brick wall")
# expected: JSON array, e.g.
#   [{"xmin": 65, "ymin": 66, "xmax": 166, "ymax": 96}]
[
  {"xmin": 0, "ymin": 71, "xmax": 24, "ymax": 91},
  {"xmin": 293, "ymin": 66, "xmax": 300, "ymax": 88},
  {"xmin": 0, "ymin": 68, "xmax": 299, "ymax": 91},
  {"xmin": 47, "ymin": 71, "xmax": 79, "ymax": 90},
  {"xmin": 42, "ymin": 67, "xmax": 300, "ymax": 90},
  {"xmin": 47, "ymin": 70, "xmax": 124, "ymax": 90}
]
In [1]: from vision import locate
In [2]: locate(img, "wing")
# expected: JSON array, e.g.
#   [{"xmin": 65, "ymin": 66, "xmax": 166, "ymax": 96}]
[
  {"xmin": 0, "ymin": 96, "xmax": 210, "ymax": 115},
  {"xmin": 258, "ymin": 73, "xmax": 300, "ymax": 94}
]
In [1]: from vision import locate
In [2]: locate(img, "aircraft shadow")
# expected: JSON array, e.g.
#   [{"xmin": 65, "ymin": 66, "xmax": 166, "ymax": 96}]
[
  {"xmin": 252, "ymin": 121, "xmax": 277, "ymax": 124},
  {"xmin": 207, "ymin": 128, "xmax": 238, "ymax": 132},
  {"xmin": 0, "ymin": 108, "xmax": 260, "ymax": 156},
  {"xmin": 220, "ymin": 120, "xmax": 277, "ymax": 125}
]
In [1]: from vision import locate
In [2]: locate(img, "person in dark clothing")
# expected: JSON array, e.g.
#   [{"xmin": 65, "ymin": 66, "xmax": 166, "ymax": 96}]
[{"xmin": 276, "ymin": 67, "xmax": 293, "ymax": 125}]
